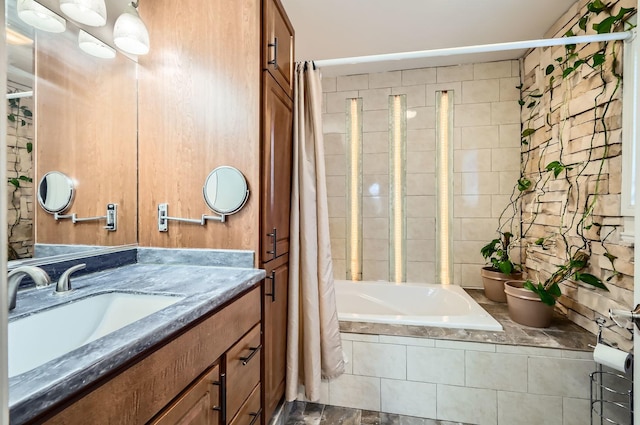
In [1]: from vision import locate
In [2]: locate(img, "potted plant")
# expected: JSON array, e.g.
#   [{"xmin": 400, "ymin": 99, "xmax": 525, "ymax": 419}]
[
  {"xmin": 480, "ymin": 231, "xmax": 523, "ymax": 302},
  {"xmin": 504, "ymin": 251, "xmax": 608, "ymax": 327}
]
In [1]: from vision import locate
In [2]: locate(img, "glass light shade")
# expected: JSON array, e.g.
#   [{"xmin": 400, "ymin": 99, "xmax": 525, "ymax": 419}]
[
  {"xmin": 113, "ymin": 3, "xmax": 149, "ymax": 55},
  {"xmin": 17, "ymin": 0, "xmax": 66, "ymax": 33},
  {"xmin": 60, "ymin": 0, "xmax": 107, "ymax": 27},
  {"xmin": 78, "ymin": 29, "xmax": 115, "ymax": 59}
]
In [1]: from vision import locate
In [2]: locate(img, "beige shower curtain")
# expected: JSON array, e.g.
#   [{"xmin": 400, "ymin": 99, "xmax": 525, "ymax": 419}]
[{"xmin": 286, "ymin": 61, "xmax": 345, "ymax": 402}]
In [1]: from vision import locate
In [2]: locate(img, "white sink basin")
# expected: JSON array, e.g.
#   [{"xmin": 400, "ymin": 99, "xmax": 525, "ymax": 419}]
[{"xmin": 9, "ymin": 292, "xmax": 183, "ymax": 378}]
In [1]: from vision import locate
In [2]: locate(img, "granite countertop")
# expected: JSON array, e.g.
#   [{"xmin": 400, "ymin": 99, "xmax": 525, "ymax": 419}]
[{"xmin": 9, "ymin": 263, "xmax": 265, "ymax": 425}]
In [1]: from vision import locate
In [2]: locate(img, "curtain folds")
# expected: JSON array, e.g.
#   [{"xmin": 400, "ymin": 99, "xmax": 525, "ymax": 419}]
[{"xmin": 286, "ymin": 61, "xmax": 345, "ymax": 402}]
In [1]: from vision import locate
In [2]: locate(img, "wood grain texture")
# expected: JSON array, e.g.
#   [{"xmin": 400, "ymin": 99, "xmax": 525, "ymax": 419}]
[
  {"xmin": 229, "ymin": 384, "xmax": 261, "ymax": 425},
  {"xmin": 34, "ymin": 31, "xmax": 137, "ymax": 246},
  {"xmin": 226, "ymin": 324, "xmax": 261, "ymax": 421},
  {"xmin": 263, "ymin": 0, "xmax": 295, "ymax": 98},
  {"xmin": 41, "ymin": 287, "xmax": 260, "ymax": 425},
  {"xmin": 137, "ymin": 0, "xmax": 261, "ymax": 251}
]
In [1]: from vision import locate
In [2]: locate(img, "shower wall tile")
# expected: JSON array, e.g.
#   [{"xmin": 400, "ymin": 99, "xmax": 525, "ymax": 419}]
[
  {"xmin": 562, "ymin": 397, "xmax": 591, "ymax": 425},
  {"xmin": 460, "ymin": 264, "xmax": 483, "ymax": 288},
  {"xmin": 425, "ymin": 82, "xmax": 462, "ymax": 105},
  {"xmin": 326, "ymin": 91, "xmax": 359, "ymax": 113},
  {"xmin": 460, "ymin": 172, "xmax": 499, "ymax": 195},
  {"xmin": 498, "ymin": 170, "xmax": 519, "ymax": 194},
  {"xmin": 406, "ymin": 217, "xmax": 435, "ymax": 240},
  {"xmin": 329, "ymin": 217, "xmax": 346, "ymax": 237},
  {"xmin": 499, "ymin": 77, "xmax": 521, "ymax": 101},
  {"xmin": 326, "ymin": 176, "xmax": 347, "ymax": 197},
  {"xmin": 323, "ymin": 77, "xmax": 337, "ymax": 92},
  {"xmin": 454, "ymin": 103, "xmax": 492, "ymax": 127},
  {"xmin": 407, "ymin": 129, "xmax": 436, "ymax": 151},
  {"xmin": 436, "ymin": 385, "xmax": 497, "ymax": 425},
  {"xmin": 407, "ymin": 346, "xmax": 465, "ymax": 385},
  {"xmin": 363, "ymin": 174, "xmax": 389, "ymax": 197},
  {"xmin": 363, "ymin": 153, "xmax": 389, "ymax": 175},
  {"xmin": 406, "ymin": 106, "xmax": 436, "ymax": 130},
  {"xmin": 363, "ymin": 218, "xmax": 389, "ymax": 240},
  {"xmin": 337, "ymin": 74, "xmax": 369, "ymax": 91},
  {"xmin": 465, "ymin": 351, "xmax": 527, "ymax": 392},
  {"xmin": 329, "ymin": 374, "xmax": 381, "ymax": 411},
  {"xmin": 363, "ymin": 196, "xmax": 389, "ymax": 218},
  {"xmin": 362, "ymin": 239, "xmax": 389, "ymax": 261},
  {"xmin": 527, "ymin": 357, "xmax": 595, "ymax": 399},
  {"xmin": 453, "ymin": 195, "xmax": 492, "ymax": 218},
  {"xmin": 363, "ymin": 110, "xmax": 389, "ymax": 132},
  {"xmin": 392, "ymin": 85, "xmax": 427, "ymax": 108},
  {"xmin": 474, "ymin": 61, "xmax": 513, "ymax": 80},
  {"xmin": 499, "ymin": 124, "xmax": 520, "ymax": 147},
  {"xmin": 460, "ymin": 218, "xmax": 499, "ymax": 241},
  {"xmin": 325, "ymin": 154, "xmax": 346, "ymax": 176},
  {"xmin": 406, "ymin": 240, "xmax": 435, "ymax": 262},
  {"xmin": 491, "ymin": 195, "xmax": 512, "ymax": 218},
  {"xmin": 332, "ymin": 259, "xmax": 346, "ymax": 280},
  {"xmin": 406, "ymin": 173, "xmax": 436, "ymax": 195},
  {"xmin": 324, "ymin": 133, "xmax": 346, "ymax": 155},
  {"xmin": 363, "ymin": 131, "xmax": 389, "ymax": 154},
  {"xmin": 462, "ymin": 79, "xmax": 500, "ymax": 104},
  {"xmin": 362, "ymin": 260, "xmax": 389, "ymax": 281},
  {"xmin": 360, "ymin": 88, "xmax": 392, "ymax": 111},
  {"xmin": 453, "ymin": 241, "xmax": 486, "ymax": 265},
  {"xmin": 490, "ymin": 101, "xmax": 521, "ymax": 125},
  {"xmin": 324, "ymin": 112, "xmax": 347, "ymax": 133},
  {"xmin": 331, "ymin": 238, "xmax": 346, "ymax": 261},
  {"xmin": 491, "ymin": 147, "xmax": 520, "ymax": 171},
  {"xmin": 497, "ymin": 392, "xmax": 562, "ymax": 425},
  {"xmin": 327, "ymin": 197, "xmax": 346, "ymax": 218},
  {"xmin": 406, "ymin": 196, "xmax": 435, "ymax": 218},
  {"xmin": 436, "ymin": 64, "xmax": 474, "ymax": 83},
  {"xmin": 460, "ymin": 125, "xmax": 499, "ymax": 150},
  {"xmin": 406, "ymin": 261, "xmax": 435, "ymax": 283},
  {"xmin": 368, "ymin": 71, "xmax": 402, "ymax": 89},
  {"xmin": 401, "ymin": 68, "xmax": 437, "ymax": 86},
  {"xmin": 406, "ymin": 152, "xmax": 435, "ymax": 174},
  {"xmin": 352, "ymin": 341, "xmax": 406, "ymax": 379},
  {"xmin": 453, "ymin": 149, "xmax": 492, "ymax": 173},
  {"xmin": 381, "ymin": 379, "xmax": 437, "ymax": 419}
]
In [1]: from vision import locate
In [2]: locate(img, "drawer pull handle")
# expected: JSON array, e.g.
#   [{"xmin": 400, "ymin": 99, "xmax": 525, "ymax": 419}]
[
  {"xmin": 265, "ymin": 270, "xmax": 276, "ymax": 302},
  {"xmin": 240, "ymin": 344, "xmax": 262, "ymax": 365},
  {"xmin": 249, "ymin": 408, "xmax": 263, "ymax": 425},
  {"xmin": 266, "ymin": 227, "xmax": 277, "ymax": 259},
  {"xmin": 211, "ymin": 373, "xmax": 227, "ymax": 423},
  {"xmin": 268, "ymin": 37, "xmax": 278, "ymax": 69}
]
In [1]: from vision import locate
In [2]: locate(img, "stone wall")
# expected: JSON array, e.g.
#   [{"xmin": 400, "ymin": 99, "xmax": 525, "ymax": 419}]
[
  {"xmin": 520, "ymin": 0, "xmax": 635, "ymax": 350},
  {"xmin": 6, "ymin": 84, "xmax": 34, "ymax": 259}
]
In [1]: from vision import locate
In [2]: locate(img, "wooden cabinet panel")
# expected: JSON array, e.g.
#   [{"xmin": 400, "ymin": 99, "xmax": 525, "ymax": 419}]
[
  {"xmin": 263, "ymin": 0, "xmax": 294, "ymax": 98},
  {"xmin": 226, "ymin": 324, "xmax": 262, "ymax": 422},
  {"xmin": 150, "ymin": 365, "xmax": 220, "ymax": 425},
  {"xmin": 261, "ymin": 75, "xmax": 294, "ymax": 263},
  {"xmin": 262, "ymin": 259, "xmax": 289, "ymax": 421},
  {"xmin": 229, "ymin": 384, "xmax": 261, "ymax": 425}
]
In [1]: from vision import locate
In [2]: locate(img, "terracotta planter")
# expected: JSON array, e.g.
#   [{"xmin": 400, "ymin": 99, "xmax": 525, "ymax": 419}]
[
  {"xmin": 504, "ymin": 280, "xmax": 554, "ymax": 328},
  {"xmin": 480, "ymin": 267, "xmax": 523, "ymax": 303}
]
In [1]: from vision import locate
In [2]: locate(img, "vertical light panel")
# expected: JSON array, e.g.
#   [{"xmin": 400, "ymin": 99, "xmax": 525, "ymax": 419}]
[
  {"xmin": 389, "ymin": 95, "xmax": 407, "ymax": 283},
  {"xmin": 346, "ymin": 98, "xmax": 363, "ymax": 281},
  {"xmin": 436, "ymin": 91, "xmax": 453, "ymax": 285}
]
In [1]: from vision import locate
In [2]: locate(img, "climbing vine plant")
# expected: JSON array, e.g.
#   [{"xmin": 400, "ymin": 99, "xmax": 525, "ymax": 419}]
[{"xmin": 487, "ymin": 1, "xmax": 636, "ymax": 305}]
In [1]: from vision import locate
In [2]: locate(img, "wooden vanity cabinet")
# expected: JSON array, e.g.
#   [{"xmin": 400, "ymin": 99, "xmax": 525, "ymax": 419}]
[
  {"xmin": 263, "ymin": 0, "xmax": 294, "ymax": 98},
  {"xmin": 39, "ymin": 286, "xmax": 262, "ymax": 425}
]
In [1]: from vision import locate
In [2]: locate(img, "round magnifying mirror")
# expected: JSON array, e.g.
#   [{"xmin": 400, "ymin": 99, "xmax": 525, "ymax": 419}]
[
  {"xmin": 203, "ymin": 166, "xmax": 249, "ymax": 215},
  {"xmin": 37, "ymin": 171, "xmax": 75, "ymax": 214}
]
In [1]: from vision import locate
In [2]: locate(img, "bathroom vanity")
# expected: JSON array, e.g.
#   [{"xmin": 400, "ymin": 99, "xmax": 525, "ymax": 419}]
[{"xmin": 8, "ymin": 259, "xmax": 265, "ymax": 425}]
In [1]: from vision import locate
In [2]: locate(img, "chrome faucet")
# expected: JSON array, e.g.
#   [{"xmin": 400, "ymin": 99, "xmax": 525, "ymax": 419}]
[
  {"xmin": 55, "ymin": 264, "xmax": 87, "ymax": 293},
  {"xmin": 7, "ymin": 266, "xmax": 52, "ymax": 311}
]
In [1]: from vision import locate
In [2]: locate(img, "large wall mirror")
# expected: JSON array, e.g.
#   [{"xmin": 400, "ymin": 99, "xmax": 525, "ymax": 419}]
[{"xmin": 5, "ymin": 0, "xmax": 138, "ymax": 262}]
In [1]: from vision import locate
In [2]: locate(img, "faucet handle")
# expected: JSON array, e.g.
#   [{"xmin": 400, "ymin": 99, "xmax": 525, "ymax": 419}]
[{"xmin": 56, "ymin": 263, "xmax": 87, "ymax": 294}]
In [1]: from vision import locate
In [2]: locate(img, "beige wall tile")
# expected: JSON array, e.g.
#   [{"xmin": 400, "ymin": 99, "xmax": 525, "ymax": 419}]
[
  {"xmin": 363, "ymin": 260, "xmax": 389, "ymax": 281},
  {"xmin": 361, "ymin": 88, "xmax": 392, "ymax": 111},
  {"xmin": 562, "ymin": 397, "xmax": 591, "ymax": 425},
  {"xmin": 407, "ymin": 106, "xmax": 436, "ymax": 130},
  {"xmin": 324, "ymin": 133, "xmax": 346, "ymax": 155},
  {"xmin": 332, "ymin": 259, "xmax": 346, "ymax": 280},
  {"xmin": 474, "ymin": 61, "xmax": 512, "ymax": 79},
  {"xmin": 407, "ymin": 129, "xmax": 436, "ymax": 152},
  {"xmin": 406, "ymin": 196, "xmax": 436, "ymax": 218},
  {"xmin": 342, "ymin": 340, "xmax": 353, "ymax": 374},
  {"xmin": 331, "ymin": 238, "xmax": 346, "ymax": 261},
  {"xmin": 454, "ymin": 195, "xmax": 492, "ymax": 218},
  {"xmin": 364, "ymin": 110, "xmax": 389, "ymax": 132},
  {"xmin": 325, "ymin": 154, "xmax": 346, "ymax": 175},
  {"xmin": 460, "ymin": 172, "xmax": 499, "ymax": 195},
  {"xmin": 406, "ymin": 239, "xmax": 436, "ymax": 262},
  {"xmin": 437, "ymin": 385, "xmax": 497, "ymax": 424},
  {"xmin": 496, "ymin": 345, "xmax": 563, "ymax": 357},
  {"xmin": 491, "ymin": 147, "xmax": 520, "ymax": 172},
  {"xmin": 435, "ymin": 339, "xmax": 496, "ymax": 352},
  {"xmin": 323, "ymin": 113, "xmax": 346, "ymax": 133},
  {"xmin": 363, "ymin": 217, "xmax": 389, "ymax": 240},
  {"xmin": 460, "ymin": 125, "xmax": 499, "ymax": 149},
  {"xmin": 466, "ymin": 351, "xmax": 527, "ymax": 392},
  {"xmin": 491, "ymin": 194, "xmax": 512, "ymax": 218},
  {"xmin": 369, "ymin": 71, "xmax": 402, "ymax": 89},
  {"xmin": 363, "ymin": 131, "xmax": 389, "ymax": 154},
  {"xmin": 407, "ymin": 217, "xmax": 435, "ymax": 240},
  {"xmin": 460, "ymin": 218, "xmax": 500, "ymax": 241},
  {"xmin": 378, "ymin": 335, "xmax": 435, "ymax": 347},
  {"xmin": 426, "ymin": 83, "xmax": 462, "ymax": 105},
  {"xmin": 341, "ymin": 333, "xmax": 380, "ymax": 342},
  {"xmin": 491, "ymin": 101, "xmax": 521, "ymax": 125},
  {"xmin": 363, "ymin": 152, "xmax": 389, "ymax": 175},
  {"xmin": 326, "ymin": 91, "xmax": 359, "ymax": 113},
  {"xmin": 406, "ymin": 173, "xmax": 436, "ymax": 196},
  {"xmin": 392, "ymin": 85, "xmax": 427, "ymax": 108},
  {"xmin": 528, "ymin": 357, "xmax": 595, "ymax": 399},
  {"xmin": 363, "ymin": 196, "xmax": 389, "ymax": 218},
  {"xmin": 462, "ymin": 79, "xmax": 500, "ymax": 103},
  {"xmin": 326, "ymin": 175, "xmax": 346, "ymax": 197},
  {"xmin": 406, "ymin": 261, "xmax": 436, "ymax": 284},
  {"xmin": 327, "ymin": 196, "xmax": 346, "ymax": 218},
  {"xmin": 402, "ymin": 68, "xmax": 437, "ymax": 86},
  {"xmin": 363, "ymin": 238, "xmax": 389, "ymax": 261},
  {"xmin": 498, "ymin": 170, "xmax": 519, "ymax": 195},
  {"xmin": 453, "ymin": 240, "xmax": 486, "ymax": 265},
  {"xmin": 498, "ymin": 392, "xmax": 562, "ymax": 425},
  {"xmin": 353, "ymin": 341, "xmax": 406, "ymax": 379},
  {"xmin": 407, "ymin": 151, "xmax": 436, "ymax": 174},
  {"xmin": 407, "ymin": 346, "xmax": 464, "ymax": 385},
  {"xmin": 329, "ymin": 374, "xmax": 381, "ymax": 411},
  {"xmin": 499, "ymin": 124, "xmax": 521, "ymax": 147},
  {"xmin": 460, "ymin": 263, "xmax": 483, "ymax": 288},
  {"xmin": 511, "ymin": 60, "xmax": 521, "ymax": 77},
  {"xmin": 381, "ymin": 379, "xmax": 437, "ymax": 418},
  {"xmin": 337, "ymin": 74, "xmax": 369, "ymax": 91},
  {"xmin": 297, "ymin": 380, "xmax": 330, "ymax": 404},
  {"xmin": 323, "ymin": 77, "xmax": 337, "ymax": 93},
  {"xmin": 436, "ymin": 64, "xmax": 474, "ymax": 83},
  {"xmin": 363, "ymin": 174, "xmax": 389, "ymax": 197},
  {"xmin": 454, "ymin": 149, "xmax": 492, "ymax": 172},
  {"xmin": 500, "ymin": 77, "xmax": 521, "ymax": 101},
  {"xmin": 454, "ymin": 103, "xmax": 492, "ymax": 127}
]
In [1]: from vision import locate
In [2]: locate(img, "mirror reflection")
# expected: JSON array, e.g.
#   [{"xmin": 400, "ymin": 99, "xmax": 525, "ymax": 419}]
[
  {"xmin": 37, "ymin": 171, "xmax": 74, "ymax": 214},
  {"xmin": 203, "ymin": 166, "xmax": 249, "ymax": 216}
]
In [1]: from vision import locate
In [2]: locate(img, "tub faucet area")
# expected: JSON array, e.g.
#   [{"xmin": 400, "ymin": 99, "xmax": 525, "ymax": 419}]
[{"xmin": 7, "ymin": 266, "xmax": 52, "ymax": 311}]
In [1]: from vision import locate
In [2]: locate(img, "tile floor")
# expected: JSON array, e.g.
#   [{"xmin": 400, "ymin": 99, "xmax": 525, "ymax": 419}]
[{"xmin": 284, "ymin": 401, "xmax": 472, "ymax": 425}]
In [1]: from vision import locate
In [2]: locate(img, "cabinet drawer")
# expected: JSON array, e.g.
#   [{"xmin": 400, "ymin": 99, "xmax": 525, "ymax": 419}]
[
  {"xmin": 229, "ymin": 384, "xmax": 261, "ymax": 425},
  {"xmin": 226, "ymin": 324, "xmax": 261, "ymax": 421}
]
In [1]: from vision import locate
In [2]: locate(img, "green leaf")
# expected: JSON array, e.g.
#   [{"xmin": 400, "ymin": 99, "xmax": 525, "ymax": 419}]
[
  {"xmin": 548, "ymin": 282, "xmax": 562, "ymax": 298},
  {"xmin": 515, "ymin": 84, "xmax": 523, "ymax": 90},
  {"xmin": 577, "ymin": 273, "xmax": 609, "ymax": 291},
  {"xmin": 549, "ymin": 76, "xmax": 556, "ymax": 87},
  {"xmin": 18, "ymin": 175, "xmax": 31, "ymax": 182},
  {"xmin": 579, "ymin": 15, "xmax": 589, "ymax": 31},
  {"xmin": 498, "ymin": 260, "xmax": 513, "ymax": 275},
  {"xmin": 556, "ymin": 57, "xmax": 563, "ymax": 63},
  {"xmin": 593, "ymin": 16, "xmax": 616, "ymax": 33},
  {"xmin": 22, "ymin": 108, "xmax": 32, "ymax": 117},
  {"xmin": 530, "ymin": 93, "xmax": 543, "ymax": 98},
  {"xmin": 26, "ymin": 142, "xmax": 33, "ymax": 153},
  {"xmin": 7, "ymin": 114, "xmax": 16, "ymax": 122},
  {"xmin": 517, "ymin": 178, "xmax": 532, "ymax": 192},
  {"xmin": 562, "ymin": 67, "xmax": 575, "ymax": 78},
  {"xmin": 8, "ymin": 178, "xmax": 20, "ymax": 188},
  {"xmin": 535, "ymin": 238, "xmax": 545, "ymax": 246},
  {"xmin": 592, "ymin": 53, "xmax": 606, "ymax": 67},
  {"xmin": 518, "ymin": 99, "xmax": 525, "ymax": 106},
  {"xmin": 587, "ymin": 0, "xmax": 606, "ymax": 13},
  {"xmin": 480, "ymin": 239, "xmax": 500, "ymax": 259},
  {"xmin": 21, "ymin": 119, "xmax": 26, "ymax": 127},
  {"xmin": 545, "ymin": 64, "xmax": 555, "ymax": 75},
  {"xmin": 527, "ymin": 101, "xmax": 537, "ymax": 109},
  {"xmin": 574, "ymin": 59, "xmax": 585, "ymax": 68},
  {"xmin": 521, "ymin": 128, "xmax": 537, "ymax": 137},
  {"xmin": 604, "ymin": 252, "xmax": 617, "ymax": 263},
  {"xmin": 521, "ymin": 139, "xmax": 528, "ymax": 146},
  {"xmin": 545, "ymin": 161, "xmax": 566, "ymax": 178}
]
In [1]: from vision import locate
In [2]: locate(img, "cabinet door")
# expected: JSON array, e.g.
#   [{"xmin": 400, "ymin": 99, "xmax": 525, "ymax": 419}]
[
  {"xmin": 228, "ymin": 384, "xmax": 261, "ymax": 425},
  {"xmin": 262, "ymin": 260, "xmax": 289, "ymax": 421},
  {"xmin": 261, "ymin": 74, "xmax": 294, "ymax": 263},
  {"xmin": 263, "ymin": 0, "xmax": 294, "ymax": 98},
  {"xmin": 226, "ymin": 325, "xmax": 262, "ymax": 422},
  {"xmin": 150, "ymin": 365, "xmax": 220, "ymax": 425}
]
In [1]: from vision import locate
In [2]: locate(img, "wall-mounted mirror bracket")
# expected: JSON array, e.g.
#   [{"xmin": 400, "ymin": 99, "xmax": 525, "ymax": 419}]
[
  {"xmin": 54, "ymin": 203, "xmax": 118, "ymax": 231},
  {"xmin": 157, "ymin": 203, "xmax": 225, "ymax": 232}
]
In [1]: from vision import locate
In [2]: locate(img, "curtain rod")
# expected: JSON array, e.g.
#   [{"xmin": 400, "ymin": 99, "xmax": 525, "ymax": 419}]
[
  {"xmin": 314, "ymin": 31, "xmax": 634, "ymax": 67},
  {"xmin": 6, "ymin": 91, "xmax": 33, "ymax": 100}
]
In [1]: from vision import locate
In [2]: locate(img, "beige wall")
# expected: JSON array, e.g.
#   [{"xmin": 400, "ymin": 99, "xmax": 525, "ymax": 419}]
[
  {"xmin": 322, "ymin": 59, "xmax": 521, "ymax": 286},
  {"xmin": 521, "ymin": 0, "xmax": 634, "ymax": 350}
]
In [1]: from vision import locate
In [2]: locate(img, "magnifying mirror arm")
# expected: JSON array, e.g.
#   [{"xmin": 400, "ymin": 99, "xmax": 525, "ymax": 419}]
[
  {"xmin": 53, "ymin": 204, "xmax": 118, "ymax": 231},
  {"xmin": 157, "ymin": 203, "xmax": 226, "ymax": 232}
]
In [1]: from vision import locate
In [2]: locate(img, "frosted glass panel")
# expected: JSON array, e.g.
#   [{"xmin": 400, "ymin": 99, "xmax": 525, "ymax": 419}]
[
  {"xmin": 346, "ymin": 98, "xmax": 363, "ymax": 281},
  {"xmin": 389, "ymin": 95, "xmax": 407, "ymax": 282}
]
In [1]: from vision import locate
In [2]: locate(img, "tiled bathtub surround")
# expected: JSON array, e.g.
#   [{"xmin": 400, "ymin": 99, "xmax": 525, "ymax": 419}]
[{"xmin": 322, "ymin": 61, "xmax": 522, "ymax": 286}]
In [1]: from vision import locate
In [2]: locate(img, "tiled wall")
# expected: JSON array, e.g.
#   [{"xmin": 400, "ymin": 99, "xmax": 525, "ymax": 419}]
[
  {"xmin": 322, "ymin": 60, "xmax": 522, "ymax": 287},
  {"xmin": 6, "ymin": 82, "xmax": 34, "ymax": 259},
  {"xmin": 306, "ymin": 333, "xmax": 599, "ymax": 425}
]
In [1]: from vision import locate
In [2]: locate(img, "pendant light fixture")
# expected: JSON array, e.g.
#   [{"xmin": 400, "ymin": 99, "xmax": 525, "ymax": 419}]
[
  {"xmin": 59, "ymin": 0, "xmax": 107, "ymax": 27},
  {"xmin": 17, "ymin": 0, "xmax": 66, "ymax": 33},
  {"xmin": 78, "ymin": 29, "xmax": 115, "ymax": 59},
  {"xmin": 113, "ymin": 1, "xmax": 149, "ymax": 55}
]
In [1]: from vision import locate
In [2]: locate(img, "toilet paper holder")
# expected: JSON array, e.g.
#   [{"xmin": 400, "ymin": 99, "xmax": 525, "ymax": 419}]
[{"xmin": 608, "ymin": 306, "xmax": 639, "ymax": 333}]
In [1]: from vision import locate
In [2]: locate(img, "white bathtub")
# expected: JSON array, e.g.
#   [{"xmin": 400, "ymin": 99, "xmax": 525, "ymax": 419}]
[{"xmin": 335, "ymin": 280, "xmax": 503, "ymax": 332}]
